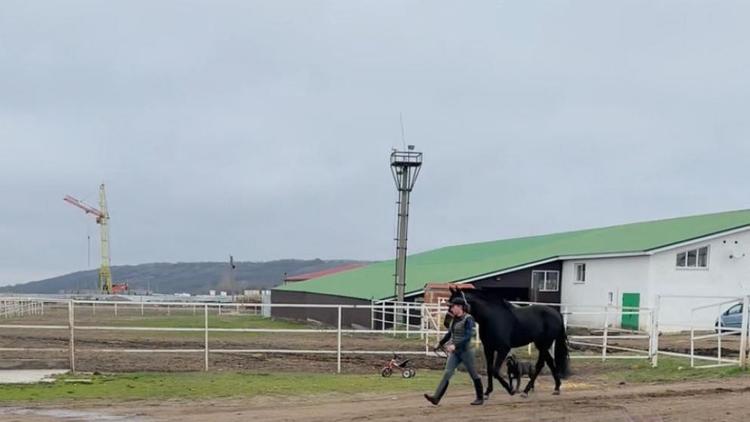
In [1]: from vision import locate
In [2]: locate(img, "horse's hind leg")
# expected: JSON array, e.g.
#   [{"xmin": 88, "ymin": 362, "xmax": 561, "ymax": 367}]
[
  {"xmin": 521, "ymin": 349, "xmax": 546, "ymax": 397},
  {"xmin": 541, "ymin": 349, "xmax": 561, "ymax": 395}
]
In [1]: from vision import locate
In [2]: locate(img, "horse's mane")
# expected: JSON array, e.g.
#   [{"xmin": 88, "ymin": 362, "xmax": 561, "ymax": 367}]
[
  {"xmin": 468, "ymin": 287, "xmax": 509, "ymax": 301},
  {"xmin": 466, "ymin": 287, "xmax": 513, "ymax": 309}
]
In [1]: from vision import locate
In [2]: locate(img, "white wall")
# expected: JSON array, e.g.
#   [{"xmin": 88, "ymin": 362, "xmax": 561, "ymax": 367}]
[
  {"xmin": 561, "ymin": 228, "xmax": 750, "ymax": 332},
  {"xmin": 562, "ymin": 256, "xmax": 651, "ymax": 330},
  {"xmin": 648, "ymin": 229, "xmax": 750, "ymax": 330}
]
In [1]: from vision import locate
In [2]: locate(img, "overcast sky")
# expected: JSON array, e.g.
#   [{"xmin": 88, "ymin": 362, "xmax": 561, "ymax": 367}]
[{"xmin": 1, "ymin": 1, "xmax": 749, "ymax": 285}]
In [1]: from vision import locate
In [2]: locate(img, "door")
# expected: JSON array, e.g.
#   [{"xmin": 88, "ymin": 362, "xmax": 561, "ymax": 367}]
[
  {"xmin": 621, "ymin": 293, "xmax": 640, "ymax": 330},
  {"xmin": 722, "ymin": 303, "xmax": 743, "ymax": 329}
]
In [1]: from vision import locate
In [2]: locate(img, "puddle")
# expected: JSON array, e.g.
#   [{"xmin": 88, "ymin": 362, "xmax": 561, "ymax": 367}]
[
  {"xmin": 0, "ymin": 407, "xmax": 150, "ymax": 421},
  {"xmin": 0, "ymin": 369, "xmax": 69, "ymax": 384}
]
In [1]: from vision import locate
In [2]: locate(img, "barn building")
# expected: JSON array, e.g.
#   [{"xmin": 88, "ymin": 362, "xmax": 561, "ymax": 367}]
[{"xmin": 272, "ymin": 209, "xmax": 750, "ymax": 330}]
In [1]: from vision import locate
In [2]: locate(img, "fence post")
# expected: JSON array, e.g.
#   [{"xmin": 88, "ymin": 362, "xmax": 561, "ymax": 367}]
[
  {"xmin": 381, "ymin": 302, "xmax": 386, "ymax": 332},
  {"xmin": 92, "ymin": 302, "xmax": 96, "ymax": 316},
  {"xmin": 717, "ymin": 304, "xmax": 722, "ymax": 364},
  {"xmin": 602, "ymin": 306, "xmax": 609, "ymax": 362},
  {"xmin": 370, "ymin": 300, "xmax": 374, "ymax": 331},
  {"xmin": 167, "ymin": 305, "xmax": 170, "ymax": 316},
  {"xmin": 141, "ymin": 300, "xmax": 144, "ymax": 317},
  {"xmin": 406, "ymin": 305, "xmax": 410, "ymax": 338},
  {"xmin": 41, "ymin": 301, "xmax": 44, "ymax": 316},
  {"xmin": 740, "ymin": 295, "xmax": 749, "ymax": 369},
  {"xmin": 653, "ymin": 295, "xmax": 661, "ymax": 367},
  {"xmin": 647, "ymin": 308, "xmax": 655, "ymax": 362},
  {"xmin": 204, "ymin": 304, "xmax": 209, "ymax": 371},
  {"xmin": 114, "ymin": 303, "xmax": 118, "ymax": 317},
  {"xmin": 393, "ymin": 303, "xmax": 397, "ymax": 337},
  {"xmin": 424, "ymin": 306, "xmax": 429, "ymax": 354},
  {"xmin": 690, "ymin": 318, "xmax": 695, "ymax": 368},
  {"xmin": 68, "ymin": 300, "xmax": 76, "ymax": 374},
  {"xmin": 337, "ymin": 306, "xmax": 342, "ymax": 374}
]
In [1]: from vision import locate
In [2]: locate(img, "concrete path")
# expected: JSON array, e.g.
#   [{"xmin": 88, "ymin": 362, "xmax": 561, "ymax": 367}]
[{"xmin": 0, "ymin": 369, "xmax": 68, "ymax": 384}]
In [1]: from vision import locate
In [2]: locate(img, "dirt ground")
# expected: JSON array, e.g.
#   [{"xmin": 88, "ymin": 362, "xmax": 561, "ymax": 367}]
[
  {"xmin": 2, "ymin": 377, "xmax": 750, "ymax": 421},
  {"xmin": 2, "ymin": 307, "xmax": 750, "ymax": 420}
]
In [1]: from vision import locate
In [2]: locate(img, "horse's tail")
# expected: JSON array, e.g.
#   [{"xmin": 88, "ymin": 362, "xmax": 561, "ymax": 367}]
[{"xmin": 554, "ymin": 327, "xmax": 570, "ymax": 379}]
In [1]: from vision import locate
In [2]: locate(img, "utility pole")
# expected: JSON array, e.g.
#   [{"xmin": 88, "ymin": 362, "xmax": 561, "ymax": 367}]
[{"xmin": 390, "ymin": 145, "xmax": 422, "ymax": 303}]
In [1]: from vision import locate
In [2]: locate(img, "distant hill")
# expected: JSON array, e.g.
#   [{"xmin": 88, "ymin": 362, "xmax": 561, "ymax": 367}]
[{"xmin": 0, "ymin": 259, "xmax": 368, "ymax": 295}]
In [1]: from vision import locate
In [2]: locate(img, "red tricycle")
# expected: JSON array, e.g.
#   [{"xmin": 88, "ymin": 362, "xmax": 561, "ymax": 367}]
[{"xmin": 381, "ymin": 353, "xmax": 416, "ymax": 378}]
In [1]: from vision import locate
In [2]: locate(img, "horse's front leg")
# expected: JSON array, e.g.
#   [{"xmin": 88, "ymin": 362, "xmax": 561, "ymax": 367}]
[{"xmin": 483, "ymin": 345, "xmax": 494, "ymax": 398}]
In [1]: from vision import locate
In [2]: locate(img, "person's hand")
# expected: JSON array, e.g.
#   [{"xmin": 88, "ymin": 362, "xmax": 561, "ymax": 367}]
[{"xmin": 446, "ymin": 344, "xmax": 456, "ymax": 353}]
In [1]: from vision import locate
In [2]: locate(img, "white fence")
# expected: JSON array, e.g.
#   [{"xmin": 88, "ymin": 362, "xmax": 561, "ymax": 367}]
[
  {"xmin": 0, "ymin": 299, "xmax": 45, "ymax": 318},
  {"xmin": 654, "ymin": 295, "xmax": 749, "ymax": 369},
  {"xmin": 0, "ymin": 295, "xmax": 748, "ymax": 374},
  {"xmin": 0, "ymin": 298, "xmax": 443, "ymax": 374}
]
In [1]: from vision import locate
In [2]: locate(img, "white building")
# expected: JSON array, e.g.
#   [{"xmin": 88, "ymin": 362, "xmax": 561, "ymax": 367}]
[
  {"xmin": 276, "ymin": 209, "xmax": 750, "ymax": 331},
  {"xmin": 563, "ymin": 226, "xmax": 750, "ymax": 331}
]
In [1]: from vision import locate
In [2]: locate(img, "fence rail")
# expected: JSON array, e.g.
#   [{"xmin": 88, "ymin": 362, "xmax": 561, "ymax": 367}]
[{"xmin": 1, "ymin": 294, "xmax": 749, "ymax": 373}]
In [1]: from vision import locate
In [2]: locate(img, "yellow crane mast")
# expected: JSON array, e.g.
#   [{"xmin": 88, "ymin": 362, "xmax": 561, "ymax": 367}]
[{"xmin": 64, "ymin": 184, "xmax": 112, "ymax": 294}]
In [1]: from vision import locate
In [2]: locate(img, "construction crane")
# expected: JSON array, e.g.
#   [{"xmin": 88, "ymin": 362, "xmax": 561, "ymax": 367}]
[{"xmin": 64, "ymin": 184, "xmax": 113, "ymax": 294}]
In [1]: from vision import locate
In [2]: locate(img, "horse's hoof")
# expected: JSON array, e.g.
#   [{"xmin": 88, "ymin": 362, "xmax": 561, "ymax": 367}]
[
  {"xmin": 552, "ymin": 390, "xmax": 560, "ymax": 396},
  {"xmin": 520, "ymin": 392, "xmax": 528, "ymax": 399}
]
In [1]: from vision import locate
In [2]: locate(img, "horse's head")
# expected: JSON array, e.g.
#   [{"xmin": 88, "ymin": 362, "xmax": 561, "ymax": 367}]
[{"xmin": 442, "ymin": 285, "xmax": 475, "ymax": 328}]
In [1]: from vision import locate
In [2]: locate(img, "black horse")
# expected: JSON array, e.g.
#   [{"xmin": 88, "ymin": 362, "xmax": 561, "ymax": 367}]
[{"xmin": 444, "ymin": 287, "xmax": 569, "ymax": 398}]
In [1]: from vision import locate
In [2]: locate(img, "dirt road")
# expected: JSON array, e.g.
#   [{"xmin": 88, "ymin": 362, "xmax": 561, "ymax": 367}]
[{"xmin": 3, "ymin": 377, "xmax": 750, "ymax": 421}]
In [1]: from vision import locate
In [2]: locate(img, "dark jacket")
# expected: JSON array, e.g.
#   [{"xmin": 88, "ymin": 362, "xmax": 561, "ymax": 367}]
[{"xmin": 439, "ymin": 314, "xmax": 475, "ymax": 352}]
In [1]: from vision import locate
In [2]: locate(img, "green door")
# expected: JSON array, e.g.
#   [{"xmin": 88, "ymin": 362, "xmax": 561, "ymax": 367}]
[{"xmin": 621, "ymin": 293, "xmax": 640, "ymax": 330}]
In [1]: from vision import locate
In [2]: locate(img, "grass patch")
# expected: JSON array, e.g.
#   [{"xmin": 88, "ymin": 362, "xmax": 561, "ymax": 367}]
[
  {"xmin": 0, "ymin": 370, "xmax": 468, "ymax": 403},
  {"xmin": 0, "ymin": 357, "xmax": 747, "ymax": 403},
  {"xmin": 598, "ymin": 356, "xmax": 746, "ymax": 383}
]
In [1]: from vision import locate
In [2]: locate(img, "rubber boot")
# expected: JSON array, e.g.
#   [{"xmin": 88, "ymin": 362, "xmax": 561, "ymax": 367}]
[
  {"xmin": 471, "ymin": 378, "xmax": 484, "ymax": 405},
  {"xmin": 424, "ymin": 381, "xmax": 449, "ymax": 405}
]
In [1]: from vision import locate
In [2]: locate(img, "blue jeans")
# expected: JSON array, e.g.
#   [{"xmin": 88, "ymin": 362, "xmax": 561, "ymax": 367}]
[{"xmin": 434, "ymin": 347, "xmax": 480, "ymax": 395}]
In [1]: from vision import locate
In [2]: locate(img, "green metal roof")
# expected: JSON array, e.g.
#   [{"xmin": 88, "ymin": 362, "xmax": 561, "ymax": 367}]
[{"xmin": 276, "ymin": 209, "xmax": 750, "ymax": 300}]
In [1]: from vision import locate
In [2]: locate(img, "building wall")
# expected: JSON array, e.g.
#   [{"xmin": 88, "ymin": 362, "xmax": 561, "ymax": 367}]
[
  {"xmin": 561, "ymin": 228, "xmax": 750, "ymax": 331},
  {"xmin": 648, "ymin": 228, "xmax": 750, "ymax": 329},
  {"xmin": 270, "ymin": 290, "xmax": 372, "ymax": 328},
  {"xmin": 561, "ymin": 256, "xmax": 651, "ymax": 330},
  {"xmin": 472, "ymin": 261, "xmax": 563, "ymax": 304}
]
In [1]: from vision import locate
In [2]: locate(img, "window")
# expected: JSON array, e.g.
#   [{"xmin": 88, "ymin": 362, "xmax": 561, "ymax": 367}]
[
  {"xmin": 698, "ymin": 247, "xmax": 708, "ymax": 267},
  {"xmin": 676, "ymin": 252, "xmax": 686, "ymax": 267},
  {"xmin": 676, "ymin": 246, "xmax": 709, "ymax": 269},
  {"xmin": 727, "ymin": 304, "xmax": 742, "ymax": 315},
  {"xmin": 575, "ymin": 263, "xmax": 586, "ymax": 283},
  {"xmin": 532, "ymin": 270, "xmax": 560, "ymax": 292}
]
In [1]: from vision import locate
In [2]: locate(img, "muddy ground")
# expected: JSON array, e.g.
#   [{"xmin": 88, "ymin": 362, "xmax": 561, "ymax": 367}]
[{"xmin": 2, "ymin": 377, "xmax": 750, "ymax": 421}]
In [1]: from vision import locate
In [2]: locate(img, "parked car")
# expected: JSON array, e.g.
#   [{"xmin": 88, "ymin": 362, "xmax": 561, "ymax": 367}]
[{"xmin": 715, "ymin": 303, "xmax": 744, "ymax": 333}]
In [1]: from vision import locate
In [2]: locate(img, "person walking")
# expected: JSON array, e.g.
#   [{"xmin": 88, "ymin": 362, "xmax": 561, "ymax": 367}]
[{"xmin": 424, "ymin": 296, "xmax": 483, "ymax": 406}]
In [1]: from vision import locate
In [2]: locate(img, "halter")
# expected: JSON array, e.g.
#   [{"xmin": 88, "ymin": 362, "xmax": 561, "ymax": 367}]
[{"xmin": 459, "ymin": 289, "xmax": 471, "ymax": 313}]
